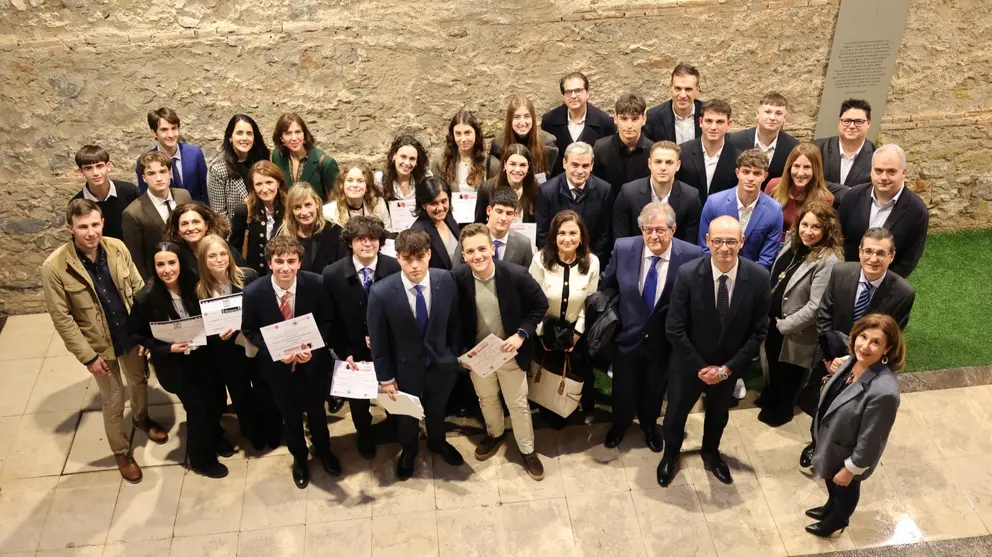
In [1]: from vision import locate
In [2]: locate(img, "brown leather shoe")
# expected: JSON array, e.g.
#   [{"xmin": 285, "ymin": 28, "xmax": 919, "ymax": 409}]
[
  {"xmin": 134, "ymin": 418, "xmax": 169, "ymax": 445},
  {"xmin": 115, "ymin": 453, "xmax": 143, "ymax": 484}
]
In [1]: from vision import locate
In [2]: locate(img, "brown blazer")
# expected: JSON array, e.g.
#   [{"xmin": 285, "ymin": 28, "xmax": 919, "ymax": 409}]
[{"xmin": 122, "ymin": 188, "xmax": 192, "ymax": 280}]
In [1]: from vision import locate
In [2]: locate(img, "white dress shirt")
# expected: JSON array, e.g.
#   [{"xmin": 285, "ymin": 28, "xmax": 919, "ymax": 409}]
[
  {"xmin": 839, "ymin": 140, "xmax": 866, "ymax": 184},
  {"xmin": 567, "ymin": 108, "xmax": 587, "ymax": 142},
  {"xmin": 81, "ymin": 181, "xmax": 118, "ymax": 202},
  {"xmin": 703, "ymin": 145, "xmax": 723, "ymax": 192},
  {"xmin": 149, "ymin": 191, "xmax": 176, "ymax": 223},
  {"xmin": 490, "ymin": 229, "xmax": 509, "ymax": 260},
  {"xmin": 736, "ymin": 189, "xmax": 760, "ymax": 232},
  {"xmin": 353, "ymin": 255, "xmax": 378, "ymax": 277},
  {"xmin": 639, "ymin": 243, "xmax": 672, "ymax": 306},
  {"xmin": 711, "ymin": 258, "xmax": 739, "ymax": 304},
  {"xmin": 169, "ymin": 291, "xmax": 189, "ymax": 319},
  {"xmin": 869, "ymin": 184, "xmax": 905, "ymax": 228},
  {"xmin": 650, "ymin": 178, "xmax": 673, "ymax": 204},
  {"xmin": 272, "ymin": 275, "xmax": 298, "ymax": 317},
  {"xmin": 754, "ymin": 130, "xmax": 779, "ymax": 167},
  {"xmin": 674, "ymin": 105, "xmax": 696, "ymax": 144},
  {"xmin": 400, "ymin": 271, "xmax": 432, "ymax": 317},
  {"xmin": 566, "ymin": 177, "xmax": 585, "ymax": 199}
]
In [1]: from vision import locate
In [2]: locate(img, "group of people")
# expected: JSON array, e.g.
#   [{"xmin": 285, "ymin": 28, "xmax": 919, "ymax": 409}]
[{"xmin": 42, "ymin": 63, "xmax": 930, "ymax": 537}]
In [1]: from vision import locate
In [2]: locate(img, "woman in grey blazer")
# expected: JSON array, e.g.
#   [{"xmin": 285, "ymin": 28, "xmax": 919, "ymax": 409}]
[
  {"xmin": 758, "ymin": 201, "xmax": 843, "ymax": 426},
  {"xmin": 806, "ymin": 313, "xmax": 904, "ymax": 538}
]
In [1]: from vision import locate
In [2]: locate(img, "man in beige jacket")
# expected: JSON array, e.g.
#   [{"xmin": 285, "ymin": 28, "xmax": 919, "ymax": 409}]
[{"xmin": 42, "ymin": 199, "xmax": 169, "ymax": 483}]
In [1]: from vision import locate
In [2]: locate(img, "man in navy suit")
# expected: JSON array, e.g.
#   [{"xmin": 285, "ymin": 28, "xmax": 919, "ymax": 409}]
[
  {"xmin": 136, "ymin": 107, "xmax": 209, "ymax": 204},
  {"xmin": 726, "ymin": 92, "xmax": 798, "ymax": 186},
  {"xmin": 697, "ymin": 149, "xmax": 783, "ymax": 270},
  {"xmin": 601, "ymin": 202, "xmax": 702, "ymax": 452},
  {"xmin": 644, "ymin": 62, "xmax": 704, "ymax": 144},
  {"xmin": 658, "ymin": 215, "xmax": 771, "ymax": 487},
  {"xmin": 540, "ymin": 71, "xmax": 617, "ymax": 177},
  {"xmin": 242, "ymin": 235, "xmax": 340, "ymax": 489},
  {"xmin": 367, "ymin": 229, "xmax": 464, "ymax": 480},
  {"xmin": 674, "ymin": 99, "xmax": 740, "ymax": 205}
]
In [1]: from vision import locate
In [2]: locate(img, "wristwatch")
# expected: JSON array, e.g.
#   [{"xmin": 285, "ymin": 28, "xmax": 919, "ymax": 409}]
[
  {"xmin": 716, "ymin": 366, "xmax": 729, "ymax": 381},
  {"xmin": 516, "ymin": 328, "xmax": 528, "ymax": 339}
]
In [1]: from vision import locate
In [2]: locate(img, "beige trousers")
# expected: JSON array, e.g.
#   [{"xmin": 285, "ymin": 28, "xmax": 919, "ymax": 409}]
[
  {"xmin": 91, "ymin": 348, "xmax": 149, "ymax": 454},
  {"xmin": 469, "ymin": 360, "xmax": 535, "ymax": 454}
]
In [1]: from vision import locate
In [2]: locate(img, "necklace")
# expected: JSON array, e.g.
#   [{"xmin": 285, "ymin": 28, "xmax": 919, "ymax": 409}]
[{"xmin": 773, "ymin": 250, "xmax": 806, "ymax": 288}]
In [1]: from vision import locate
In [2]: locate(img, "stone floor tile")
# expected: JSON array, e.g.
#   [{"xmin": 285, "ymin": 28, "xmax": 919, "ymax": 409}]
[
  {"xmin": 630, "ymin": 486, "xmax": 717, "ymax": 557},
  {"xmin": 499, "ymin": 498, "xmax": 575, "ymax": 557},
  {"xmin": 432, "ymin": 434, "xmax": 499, "ymax": 510},
  {"xmin": 102, "ymin": 539, "xmax": 173, "ymax": 557},
  {"xmin": 757, "ymin": 473, "xmax": 858, "ymax": 555},
  {"xmin": 554, "ymin": 423, "xmax": 627, "ymax": 497},
  {"xmin": 128, "ymin": 403, "xmax": 187, "ymax": 469},
  {"xmin": 0, "ymin": 409, "xmax": 78, "ymax": 480},
  {"xmin": 496, "ymin": 428, "xmax": 565, "ymax": 503},
  {"xmin": 844, "ymin": 466, "xmax": 923, "ymax": 549},
  {"xmin": 904, "ymin": 390, "xmax": 992, "ymax": 458},
  {"xmin": 368, "ymin": 443, "xmax": 435, "ymax": 518},
  {"xmin": 106, "ymin": 465, "xmax": 185, "ymax": 543},
  {"xmin": 35, "ymin": 547, "xmax": 105, "ymax": 557},
  {"xmin": 240, "ymin": 454, "xmax": 309, "ymax": 531},
  {"xmin": 38, "ymin": 470, "xmax": 123, "ymax": 551},
  {"xmin": 568, "ymin": 491, "xmax": 646, "ymax": 557},
  {"xmin": 173, "ymin": 460, "xmax": 248, "ymax": 537},
  {"xmin": 24, "ymin": 356, "xmax": 91, "ymax": 415},
  {"xmin": 885, "ymin": 458, "xmax": 988, "ymax": 541},
  {"xmin": 0, "ymin": 475, "xmax": 60, "ymax": 553},
  {"xmin": 63, "ymin": 410, "xmax": 119, "ymax": 474},
  {"xmin": 0, "ymin": 314, "xmax": 55, "ymax": 361},
  {"xmin": 237, "ymin": 524, "xmax": 305, "ymax": 557},
  {"xmin": 168, "ymin": 533, "xmax": 239, "ymax": 557},
  {"xmin": 0, "ymin": 358, "xmax": 44, "ymax": 417},
  {"xmin": 436, "ymin": 505, "xmax": 506, "ymax": 557},
  {"xmin": 304, "ymin": 518, "xmax": 373, "ymax": 557},
  {"xmin": 694, "ymin": 475, "xmax": 788, "ymax": 557},
  {"xmin": 306, "ymin": 447, "xmax": 375, "ymax": 524},
  {"xmin": 370, "ymin": 511, "xmax": 439, "ymax": 557}
]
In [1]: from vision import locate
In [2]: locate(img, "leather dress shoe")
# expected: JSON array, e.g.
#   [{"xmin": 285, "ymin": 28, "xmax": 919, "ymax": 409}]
[
  {"xmin": 800, "ymin": 442, "xmax": 815, "ymax": 468},
  {"xmin": 644, "ymin": 426, "xmax": 663, "ymax": 453},
  {"xmin": 194, "ymin": 461, "xmax": 229, "ymax": 479},
  {"xmin": 805, "ymin": 520, "xmax": 847, "ymax": 538},
  {"xmin": 702, "ymin": 453, "xmax": 733, "ymax": 484},
  {"xmin": 216, "ymin": 438, "xmax": 236, "ymax": 458},
  {"xmin": 292, "ymin": 458, "xmax": 310, "ymax": 489},
  {"xmin": 327, "ymin": 397, "xmax": 346, "ymax": 414},
  {"xmin": 396, "ymin": 450, "xmax": 416, "ymax": 480},
  {"xmin": 115, "ymin": 453, "xmax": 143, "ymax": 484},
  {"xmin": 431, "ymin": 441, "xmax": 465, "ymax": 466},
  {"xmin": 604, "ymin": 427, "xmax": 624, "ymax": 449},
  {"xmin": 805, "ymin": 506, "xmax": 830, "ymax": 521},
  {"xmin": 656, "ymin": 458, "xmax": 679, "ymax": 487},
  {"xmin": 134, "ymin": 418, "xmax": 169, "ymax": 445},
  {"xmin": 318, "ymin": 452, "xmax": 342, "ymax": 477},
  {"xmin": 356, "ymin": 432, "xmax": 376, "ymax": 460}
]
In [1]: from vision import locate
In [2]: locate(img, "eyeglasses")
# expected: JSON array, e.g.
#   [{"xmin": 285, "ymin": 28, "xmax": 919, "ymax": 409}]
[
  {"xmin": 563, "ymin": 88, "xmax": 586, "ymax": 97},
  {"xmin": 860, "ymin": 247, "xmax": 890, "ymax": 258},
  {"xmin": 710, "ymin": 238, "xmax": 740, "ymax": 247},
  {"xmin": 840, "ymin": 118, "xmax": 868, "ymax": 128},
  {"xmin": 641, "ymin": 226, "xmax": 671, "ymax": 236}
]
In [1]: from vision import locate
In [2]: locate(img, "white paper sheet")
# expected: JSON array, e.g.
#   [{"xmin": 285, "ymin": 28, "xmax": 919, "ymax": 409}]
[
  {"xmin": 451, "ymin": 191, "xmax": 478, "ymax": 223},
  {"xmin": 375, "ymin": 391, "xmax": 425, "ymax": 419},
  {"xmin": 259, "ymin": 312, "xmax": 326, "ymax": 362},
  {"xmin": 458, "ymin": 333, "xmax": 517, "ymax": 377},
  {"xmin": 388, "ymin": 200, "xmax": 417, "ymax": 231},
  {"xmin": 509, "ymin": 222, "xmax": 538, "ymax": 252},
  {"xmin": 150, "ymin": 316, "xmax": 207, "ymax": 347},
  {"xmin": 330, "ymin": 360, "xmax": 379, "ymax": 400},
  {"xmin": 198, "ymin": 293, "xmax": 243, "ymax": 336}
]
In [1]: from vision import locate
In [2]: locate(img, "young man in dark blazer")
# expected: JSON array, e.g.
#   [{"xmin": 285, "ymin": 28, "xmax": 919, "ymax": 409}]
[
  {"xmin": 455, "ymin": 187, "xmax": 533, "ymax": 269},
  {"xmin": 366, "ymin": 229, "xmax": 464, "ymax": 480},
  {"xmin": 136, "ymin": 107, "xmax": 209, "ymax": 203},
  {"xmin": 644, "ymin": 62, "xmax": 704, "ymax": 144},
  {"xmin": 675, "ymin": 99, "xmax": 740, "ymax": 205},
  {"xmin": 613, "ymin": 141, "xmax": 701, "ymax": 243},
  {"xmin": 592, "ymin": 93, "xmax": 654, "ymax": 202},
  {"xmin": 837, "ymin": 144, "xmax": 929, "ymax": 278},
  {"xmin": 541, "ymin": 71, "xmax": 617, "ymax": 177},
  {"xmin": 815, "ymin": 98, "xmax": 876, "ymax": 203},
  {"xmin": 322, "ymin": 216, "xmax": 401, "ymax": 459},
  {"xmin": 71, "ymin": 145, "xmax": 140, "ymax": 241},
  {"xmin": 658, "ymin": 215, "xmax": 771, "ymax": 487},
  {"xmin": 242, "ymin": 235, "xmax": 340, "ymax": 489},
  {"xmin": 122, "ymin": 151, "xmax": 192, "ymax": 281},
  {"xmin": 535, "ymin": 141, "xmax": 613, "ymax": 264},
  {"xmin": 727, "ymin": 92, "xmax": 798, "ymax": 186},
  {"xmin": 454, "ymin": 224, "xmax": 549, "ymax": 479},
  {"xmin": 601, "ymin": 202, "xmax": 702, "ymax": 452}
]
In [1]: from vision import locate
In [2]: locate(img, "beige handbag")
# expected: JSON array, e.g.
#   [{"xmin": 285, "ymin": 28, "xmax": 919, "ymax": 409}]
[{"xmin": 528, "ymin": 353, "xmax": 583, "ymax": 418}]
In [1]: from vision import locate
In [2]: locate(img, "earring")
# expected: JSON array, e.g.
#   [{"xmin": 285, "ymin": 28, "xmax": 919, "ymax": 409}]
[{"xmin": 881, "ymin": 356, "xmax": 889, "ymax": 365}]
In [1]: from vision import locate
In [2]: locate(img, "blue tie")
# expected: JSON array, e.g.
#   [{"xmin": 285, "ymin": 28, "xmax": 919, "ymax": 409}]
[
  {"xmin": 361, "ymin": 268, "xmax": 372, "ymax": 295},
  {"xmin": 852, "ymin": 282, "xmax": 874, "ymax": 322},
  {"xmin": 492, "ymin": 239, "xmax": 503, "ymax": 261},
  {"xmin": 414, "ymin": 284, "xmax": 428, "ymax": 333},
  {"xmin": 642, "ymin": 256, "xmax": 661, "ymax": 310},
  {"xmin": 171, "ymin": 156, "xmax": 183, "ymax": 189}
]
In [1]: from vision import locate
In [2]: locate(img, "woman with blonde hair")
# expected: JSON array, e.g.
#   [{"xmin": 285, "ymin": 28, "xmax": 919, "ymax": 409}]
[
  {"xmin": 758, "ymin": 201, "xmax": 844, "ymax": 426},
  {"xmin": 280, "ymin": 182, "xmax": 348, "ymax": 274},
  {"xmin": 322, "ymin": 162, "xmax": 391, "ymax": 229},
  {"xmin": 230, "ymin": 161, "xmax": 288, "ymax": 275},
  {"xmin": 490, "ymin": 95, "xmax": 559, "ymax": 178},
  {"xmin": 765, "ymin": 142, "xmax": 834, "ymax": 241}
]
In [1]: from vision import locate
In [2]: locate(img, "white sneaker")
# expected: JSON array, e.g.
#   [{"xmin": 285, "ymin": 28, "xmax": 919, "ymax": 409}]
[{"xmin": 734, "ymin": 379, "xmax": 746, "ymax": 400}]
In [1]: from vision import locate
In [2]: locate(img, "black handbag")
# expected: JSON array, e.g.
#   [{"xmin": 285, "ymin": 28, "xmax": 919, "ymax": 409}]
[{"xmin": 541, "ymin": 316, "xmax": 575, "ymax": 352}]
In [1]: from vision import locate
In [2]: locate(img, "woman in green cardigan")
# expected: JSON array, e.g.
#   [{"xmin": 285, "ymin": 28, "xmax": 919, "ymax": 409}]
[{"xmin": 270, "ymin": 112, "xmax": 340, "ymax": 202}]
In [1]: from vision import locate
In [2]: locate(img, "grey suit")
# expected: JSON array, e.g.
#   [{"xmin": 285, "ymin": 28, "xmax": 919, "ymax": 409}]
[
  {"xmin": 812, "ymin": 360, "xmax": 900, "ymax": 480},
  {"xmin": 815, "ymin": 136, "xmax": 876, "ymax": 205},
  {"xmin": 768, "ymin": 248, "xmax": 840, "ymax": 368},
  {"xmin": 454, "ymin": 229, "xmax": 533, "ymax": 269},
  {"xmin": 121, "ymin": 188, "xmax": 192, "ymax": 281}
]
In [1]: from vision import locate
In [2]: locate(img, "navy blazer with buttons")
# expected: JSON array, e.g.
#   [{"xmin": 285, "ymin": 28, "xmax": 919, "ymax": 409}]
[
  {"xmin": 136, "ymin": 142, "xmax": 209, "ymax": 204},
  {"xmin": 837, "ymin": 183, "xmax": 929, "ymax": 278},
  {"xmin": 534, "ymin": 173, "xmax": 613, "ymax": 264},
  {"xmin": 322, "ymin": 253, "xmax": 402, "ymax": 362},
  {"xmin": 601, "ymin": 236, "xmax": 702, "ymax": 356}
]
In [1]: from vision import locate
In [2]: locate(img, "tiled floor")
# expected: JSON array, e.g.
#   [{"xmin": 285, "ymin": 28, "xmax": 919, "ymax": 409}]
[{"xmin": 2, "ymin": 313, "xmax": 992, "ymax": 556}]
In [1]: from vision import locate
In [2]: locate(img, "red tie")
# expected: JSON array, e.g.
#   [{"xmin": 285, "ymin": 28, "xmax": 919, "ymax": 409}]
[{"xmin": 279, "ymin": 292, "xmax": 295, "ymax": 371}]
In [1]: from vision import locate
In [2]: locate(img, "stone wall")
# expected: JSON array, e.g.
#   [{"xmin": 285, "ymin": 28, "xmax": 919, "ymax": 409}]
[{"xmin": 0, "ymin": 0, "xmax": 989, "ymax": 314}]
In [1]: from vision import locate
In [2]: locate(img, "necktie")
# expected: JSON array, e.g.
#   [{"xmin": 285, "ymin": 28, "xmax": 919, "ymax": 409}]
[
  {"xmin": 171, "ymin": 157, "xmax": 183, "ymax": 189},
  {"xmin": 717, "ymin": 275, "xmax": 730, "ymax": 328},
  {"xmin": 279, "ymin": 292, "xmax": 295, "ymax": 371},
  {"xmin": 165, "ymin": 199, "xmax": 174, "ymax": 214},
  {"xmin": 852, "ymin": 282, "xmax": 874, "ymax": 322},
  {"xmin": 641, "ymin": 256, "xmax": 661, "ymax": 310},
  {"xmin": 414, "ymin": 284, "xmax": 428, "ymax": 333},
  {"xmin": 361, "ymin": 268, "xmax": 372, "ymax": 295},
  {"xmin": 573, "ymin": 187, "xmax": 583, "ymax": 201},
  {"xmin": 492, "ymin": 239, "xmax": 503, "ymax": 261}
]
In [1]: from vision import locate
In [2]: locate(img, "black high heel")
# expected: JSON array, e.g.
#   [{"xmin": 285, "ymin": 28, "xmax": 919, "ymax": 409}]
[
  {"xmin": 805, "ymin": 521, "xmax": 847, "ymax": 538},
  {"xmin": 804, "ymin": 506, "xmax": 830, "ymax": 520}
]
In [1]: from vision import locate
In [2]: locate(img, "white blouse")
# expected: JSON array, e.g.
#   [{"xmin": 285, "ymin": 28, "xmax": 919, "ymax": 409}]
[{"xmin": 528, "ymin": 252, "xmax": 600, "ymax": 334}]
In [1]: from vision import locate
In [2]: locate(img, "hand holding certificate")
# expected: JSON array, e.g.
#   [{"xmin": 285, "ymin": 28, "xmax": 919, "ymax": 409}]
[
  {"xmin": 259, "ymin": 312, "xmax": 326, "ymax": 362},
  {"xmin": 199, "ymin": 293, "xmax": 243, "ymax": 336},
  {"xmin": 330, "ymin": 360, "xmax": 379, "ymax": 399},
  {"xmin": 375, "ymin": 390, "xmax": 425, "ymax": 419},
  {"xmin": 150, "ymin": 316, "xmax": 207, "ymax": 347},
  {"xmin": 458, "ymin": 333, "xmax": 517, "ymax": 377}
]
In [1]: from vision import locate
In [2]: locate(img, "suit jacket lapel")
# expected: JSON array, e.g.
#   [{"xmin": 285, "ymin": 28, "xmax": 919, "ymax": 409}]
[
  {"xmin": 656, "ymin": 241, "xmax": 682, "ymax": 311},
  {"xmin": 691, "ymin": 144, "xmax": 706, "ymax": 186},
  {"xmin": 826, "ymin": 138, "xmax": 842, "ymax": 184},
  {"xmin": 293, "ymin": 272, "xmax": 312, "ymax": 318},
  {"xmin": 494, "ymin": 265, "xmax": 516, "ymax": 334},
  {"xmin": 299, "ymin": 151, "xmax": 320, "ymax": 185},
  {"xmin": 725, "ymin": 260, "xmax": 748, "ymax": 325},
  {"xmin": 823, "ymin": 365, "xmax": 880, "ymax": 422},
  {"xmin": 700, "ymin": 262, "xmax": 720, "ymax": 329},
  {"xmin": 393, "ymin": 278, "xmax": 420, "ymax": 331},
  {"xmin": 637, "ymin": 179, "xmax": 652, "ymax": 209},
  {"xmin": 428, "ymin": 270, "xmax": 445, "ymax": 334},
  {"xmin": 139, "ymin": 194, "xmax": 165, "ymax": 229},
  {"xmin": 626, "ymin": 240, "xmax": 650, "ymax": 319},
  {"xmin": 869, "ymin": 272, "xmax": 895, "ymax": 312},
  {"xmin": 848, "ymin": 143, "xmax": 874, "ymax": 186},
  {"xmin": 783, "ymin": 258, "xmax": 817, "ymax": 295},
  {"xmin": 883, "ymin": 191, "xmax": 911, "ymax": 231}
]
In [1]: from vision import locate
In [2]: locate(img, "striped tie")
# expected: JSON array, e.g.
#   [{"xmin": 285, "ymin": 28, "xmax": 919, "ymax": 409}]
[{"xmin": 852, "ymin": 282, "xmax": 874, "ymax": 323}]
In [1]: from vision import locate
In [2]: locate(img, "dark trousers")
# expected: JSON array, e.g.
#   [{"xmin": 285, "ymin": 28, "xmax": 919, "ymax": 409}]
[
  {"xmin": 396, "ymin": 367, "xmax": 457, "ymax": 454},
  {"xmin": 823, "ymin": 476, "xmax": 862, "ymax": 525},
  {"xmin": 349, "ymin": 398, "xmax": 372, "ymax": 433},
  {"xmin": 246, "ymin": 362, "xmax": 285, "ymax": 443},
  {"xmin": 612, "ymin": 348, "xmax": 666, "ymax": 432},
  {"xmin": 208, "ymin": 339, "xmax": 270, "ymax": 444},
  {"xmin": 175, "ymin": 370, "xmax": 222, "ymax": 470},
  {"xmin": 266, "ymin": 370, "xmax": 332, "ymax": 462},
  {"xmin": 662, "ymin": 369, "xmax": 736, "ymax": 461},
  {"xmin": 761, "ymin": 327, "xmax": 808, "ymax": 415}
]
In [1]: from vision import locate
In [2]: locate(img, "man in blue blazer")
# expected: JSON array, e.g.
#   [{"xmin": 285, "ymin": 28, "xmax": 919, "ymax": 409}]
[
  {"xmin": 242, "ymin": 235, "xmax": 339, "ymax": 489},
  {"xmin": 601, "ymin": 202, "xmax": 702, "ymax": 452},
  {"xmin": 136, "ymin": 107, "xmax": 209, "ymax": 204},
  {"xmin": 697, "ymin": 149, "xmax": 783, "ymax": 270},
  {"xmin": 367, "ymin": 229, "xmax": 464, "ymax": 480}
]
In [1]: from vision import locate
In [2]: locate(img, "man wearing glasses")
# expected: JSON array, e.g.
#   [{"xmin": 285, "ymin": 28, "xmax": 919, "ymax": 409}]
[
  {"xmin": 815, "ymin": 99, "xmax": 877, "ymax": 204},
  {"xmin": 541, "ymin": 71, "xmax": 617, "ymax": 177},
  {"xmin": 601, "ymin": 202, "xmax": 702, "ymax": 452},
  {"xmin": 837, "ymin": 144, "xmax": 929, "ymax": 278}
]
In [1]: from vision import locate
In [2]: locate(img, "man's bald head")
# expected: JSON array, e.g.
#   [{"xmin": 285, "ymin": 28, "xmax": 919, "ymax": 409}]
[
  {"xmin": 710, "ymin": 215, "xmax": 742, "ymax": 237},
  {"xmin": 706, "ymin": 215, "xmax": 744, "ymax": 271}
]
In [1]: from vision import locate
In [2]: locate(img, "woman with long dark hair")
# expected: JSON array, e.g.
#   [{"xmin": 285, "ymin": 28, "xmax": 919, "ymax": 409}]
[
  {"xmin": 207, "ymin": 114, "xmax": 271, "ymax": 219},
  {"xmin": 431, "ymin": 109, "xmax": 499, "ymax": 192},
  {"xmin": 127, "ymin": 242, "xmax": 229, "ymax": 478},
  {"xmin": 474, "ymin": 143, "xmax": 539, "ymax": 223},
  {"xmin": 490, "ymin": 95, "xmax": 559, "ymax": 179},
  {"xmin": 165, "ymin": 202, "xmax": 242, "ymax": 278},
  {"xmin": 270, "ymin": 112, "xmax": 340, "ymax": 201},
  {"xmin": 378, "ymin": 135, "xmax": 430, "ymax": 202},
  {"xmin": 229, "ymin": 161, "xmax": 288, "ymax": 275},
  {"xmin": 409, "ymin": 176, "xmax": 461, "ymax": 269}
]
